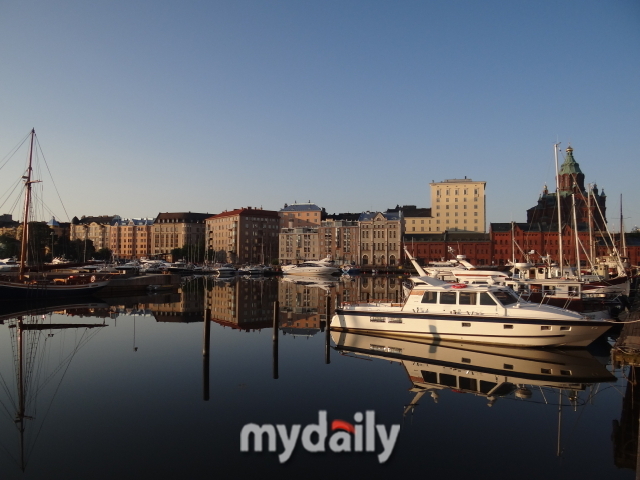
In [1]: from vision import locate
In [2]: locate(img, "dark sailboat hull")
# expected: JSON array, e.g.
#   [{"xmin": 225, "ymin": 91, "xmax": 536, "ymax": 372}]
[{"xmin": 0, "ymin": 280, "xmax": 110, "ymax": 300}]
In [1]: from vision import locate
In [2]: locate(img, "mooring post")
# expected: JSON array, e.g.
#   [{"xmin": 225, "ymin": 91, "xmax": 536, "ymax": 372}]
[
  {"xmin": 203, "ymin": 308, "xmax": 211, "ymax": 401},
  {"xmin": 325, "ymin": 295, "xmax": 331, "ymax": 365},
  {"xmin": 273, "ymin": 300, "xmax": 279, "ymax": 380}
]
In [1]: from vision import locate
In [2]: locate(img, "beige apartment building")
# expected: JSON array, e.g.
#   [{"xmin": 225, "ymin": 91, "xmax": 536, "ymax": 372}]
[
  {"xmin": 279, "ymin": 227, "xmax": 319, "ymax": 264},
  {"xmin": 152, "ymin": 212, "xmax": 210, "ymax": 259},
  {"xmin": 317, "ymin": 220, "xmax": 359, "ymax": 264},
  {"xmin": 206, "ymin": 207, "xmax": 280, "ymax": 264},
  {"xmin": 279, "ymin": 202, "xmax": 322, "ymax": 228},
  {"xmin": 358, "ymin": 211, "xmax": 402, "ymax": 266},
  {"xmin": 70, "ymin": 215, "xmax": 118, "ymax": 251},
  {"xmin": 429, "ymin": 178, "xmax": 486, "ymax": 233},
  {"xmin": 110, "ymin": 218, "xmax": 154, "ymax": 259}
]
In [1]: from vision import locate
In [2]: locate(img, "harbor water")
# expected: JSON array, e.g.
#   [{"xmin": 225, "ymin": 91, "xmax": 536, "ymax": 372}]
[{"xmin": 0, "ymin": 276, "xmax": 634, "ymax": 480}]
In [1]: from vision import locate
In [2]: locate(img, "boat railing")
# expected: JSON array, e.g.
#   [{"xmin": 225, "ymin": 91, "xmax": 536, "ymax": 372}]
[{"xmin": 340, "ymin": 300, "xmax": 404, "ymax": 307}]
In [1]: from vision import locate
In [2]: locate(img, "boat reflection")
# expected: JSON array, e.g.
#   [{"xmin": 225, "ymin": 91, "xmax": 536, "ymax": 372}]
[
  {"xmin": 0, "ymin": 303, "xmax": 108, "ymax": 472},
  {"xmin": 332, "ymin": 332, "xmax": 616, "ymax": 411}
]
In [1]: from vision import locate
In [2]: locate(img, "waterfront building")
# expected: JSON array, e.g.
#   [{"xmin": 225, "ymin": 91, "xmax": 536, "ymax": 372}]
[
  {"xmin": 152, "ymin": 212, "xmax": 210, "ymax": 260},
  {"xmin": 110, "ymin": 218, "xmax": 154, "ymax": 260},
  {"xmin": 70, "ymin": 215, "xmax": 119, "ymax": 251},
  {"xmin": 430, "ymin": 178, "xmax": 486, "ymax": 233},
  {"xmin": 358, "ymin": 211, "xmax": 402, "ymax": 266},
  {"xmin": 388, "ymin": 205, "xmax": 434, "ymax": 233},
  {"xmin": 0, "ymin": 214, "xmax": 20, "ymax": 238},
  {"xmin": 279, "ymin": 202, "xmax": 322, "ymax": 228},
  {"xmin": 278, "ymin": 227, "xmax": 319, "ymax": 264},
  {"xmin": 47, "ymin": 217, "xmax": 70, "ymax": 241},
  {"xmin": 317, "ymin": 220, "xmax": 359, "ymax": 264},
  {"xmin": 206, "ymin": 207, "xmax": 280, "ymax": 264},
  {"xmin": 490, "ymin": 222, "xmax": 640, "ymax": 267},
  {"xmin": 404, "ymin": 231, "xmax": 492, "ymax": 266}
]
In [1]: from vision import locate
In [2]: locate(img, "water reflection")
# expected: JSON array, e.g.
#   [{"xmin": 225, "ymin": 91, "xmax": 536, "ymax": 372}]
[
  {"xmin": 0, "ymin": 304, "xmax": 107, "ymax": 472},
  {"xmin": 0, "ymin": 275, "xmax": 634, "ymax": 478},
  {"xmin": 332, "ymin": 332, "xmax": 616, "ymax": 407}
]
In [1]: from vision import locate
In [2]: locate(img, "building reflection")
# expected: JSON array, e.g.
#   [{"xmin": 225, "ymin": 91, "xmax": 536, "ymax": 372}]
[
  {"xmin": 205, "ymin": 277, "xmax": 277, "ymax": 330},
  {"xmin": 277, "ymin": 274, "xmax": 405, "ymax": 335}
]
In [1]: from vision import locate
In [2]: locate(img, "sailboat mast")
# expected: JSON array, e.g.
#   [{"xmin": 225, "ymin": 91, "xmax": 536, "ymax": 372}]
[
  {"xmin": 620, "ymin": 194, "xmax": 627, "ymax": 258},
  {"xmin": 588, "ymin": 184, "xmax": 595, "ymax": 265},
  {"xmin": 554, "ymin": 143, "xmax": 564, "ymax": 277},
  {"xmin": 511, "ymin": 221, "xmax": 515, "ymax": 264},
  {"xmin": 18, "ymin": 129, "xmax": 35, "ymax": 280},
  {"xmin": 572, "ymin": 194, "xmax": 581, "ymax": 281}
]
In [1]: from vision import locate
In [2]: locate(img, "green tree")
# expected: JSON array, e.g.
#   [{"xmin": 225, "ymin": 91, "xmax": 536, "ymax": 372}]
[
  {"xmin": 26, "ymin": 222, "xmax": 54, "ymax": 263},
  {"xmin": 170, "ymin": 247, "xmax": 184, "ymax": 261},
  {"xmin": 0, "ymin": 234, "xmax": 20, "ymax": 259},
  {"xmin": 95, "ymin": 248, "xmax": 112, "ymax": 261}
]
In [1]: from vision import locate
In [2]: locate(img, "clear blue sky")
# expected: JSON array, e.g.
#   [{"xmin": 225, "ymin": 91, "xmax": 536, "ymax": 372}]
[{"xmin": 1, "ymin": 1, "xmax": 639, "ymax": 230}]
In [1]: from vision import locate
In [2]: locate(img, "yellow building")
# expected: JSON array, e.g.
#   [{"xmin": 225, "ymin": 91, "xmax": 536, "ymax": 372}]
[{"xmin": 429, "ymin": 178, "xmax": 486, "ymax": 233}]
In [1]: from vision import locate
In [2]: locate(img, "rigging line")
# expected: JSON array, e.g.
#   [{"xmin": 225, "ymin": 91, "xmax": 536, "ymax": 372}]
[
  {"xmin": 561, "ymin": 394, "xmax": 593, "ymax": 454},
  {"xmin": 0, "ymin": 177, "xmax": 25, "ymax": 212},
  {"xmin": 0, "ymin": 435, "xmax": 21, "ymax": 471},
  {"xmin": 32, "ymin": 326, "xmax": 103, "ymax": 396},
  {"xmin": 0, "ymin": 131, "xmax": 31, "ymax": 171},
  {"xmin": 34, "ymin": 135, "xmax": 71, "ymax": 223},
  {"xmin": 28, "ymin": 327, "xmax": 97, "ymax": 459}
]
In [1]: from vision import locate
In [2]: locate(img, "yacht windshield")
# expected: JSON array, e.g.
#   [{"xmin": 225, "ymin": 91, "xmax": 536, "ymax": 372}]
[{"xmin": 492, "ymin": 289, "xmax": 519, "ymax": 306}]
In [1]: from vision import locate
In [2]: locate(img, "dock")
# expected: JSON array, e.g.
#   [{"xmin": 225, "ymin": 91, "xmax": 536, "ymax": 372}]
[
  {"xmin": 99, "ymin": 273, "xmax": 181, "ymax": 296},
  {"xmin": 612, "ymin": 278, "xmax": 640, "ymax": 368}
]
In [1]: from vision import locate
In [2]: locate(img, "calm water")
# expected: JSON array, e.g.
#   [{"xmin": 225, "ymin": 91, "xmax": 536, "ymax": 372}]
[{"xmin": 0, "ymin": 276, "xmax": 634, "ymax": 480}]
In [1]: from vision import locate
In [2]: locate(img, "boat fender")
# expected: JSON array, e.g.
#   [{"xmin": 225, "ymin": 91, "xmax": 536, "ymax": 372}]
[
  {"xmin": 452, "ymin": 283, "xmax": 467, "ymax": 289},
  {"xmin": 90, "ymin": 275, "xmax": 96, "ymax": 283}
]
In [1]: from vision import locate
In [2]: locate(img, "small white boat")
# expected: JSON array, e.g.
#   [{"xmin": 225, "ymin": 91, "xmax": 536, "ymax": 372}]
[
  {"xmin": 329, "ymin": 248, "xmax": 613, "ymax": 348},
  {"xmin": 238, "ymin": 265, "xmax": 265, "ymax": 275},
  {"xmin": 426, "ymin": 254, "xmax": 511, "ymax": 283},
  {"xmin": 212, "ymin": 264, "xmax": 237, "ymax": 276},
  {"xmin": 281, "ymin": 256, "xmax": 341, "ymax": 276}
]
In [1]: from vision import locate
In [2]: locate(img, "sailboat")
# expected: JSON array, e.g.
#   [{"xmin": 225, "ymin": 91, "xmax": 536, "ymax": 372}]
[{"xmin": 0, "ymin": 130, "xmax": 110, "ymax": 300}]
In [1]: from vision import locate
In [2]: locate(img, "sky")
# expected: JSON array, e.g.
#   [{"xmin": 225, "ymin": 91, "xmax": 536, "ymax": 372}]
[{"xmin": 1, "ymin": 1, "xmax": 639, "ymax": 230}]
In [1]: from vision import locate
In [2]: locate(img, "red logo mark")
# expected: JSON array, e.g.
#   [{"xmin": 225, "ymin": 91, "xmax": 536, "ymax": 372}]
[{"xmin": 331, "ymin": 420, "xmax": 355, "ymax": 434}]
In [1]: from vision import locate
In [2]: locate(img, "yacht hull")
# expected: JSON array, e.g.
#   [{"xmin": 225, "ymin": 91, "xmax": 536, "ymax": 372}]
[{"xmin": 331, "ymin": 310, "xmax": 611, "ymax": 347}]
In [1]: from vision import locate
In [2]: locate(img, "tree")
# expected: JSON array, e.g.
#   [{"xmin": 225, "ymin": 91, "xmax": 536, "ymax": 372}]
[
  {"xmin": 0, "ymin": 234, "xmax": 20, "ymax": 259},
  {"xmin": 95, "ymin": 248, "xmax": 112, "ymax": 261},
  {"xmin": 26, "ymin": 222, "xmax": 53, "ymax": 263},
  {"xmin": 170, "ymin": 247, "xmax": 184, "ymax": 261}
]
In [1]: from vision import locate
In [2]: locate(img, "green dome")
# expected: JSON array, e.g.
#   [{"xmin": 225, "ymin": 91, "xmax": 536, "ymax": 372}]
[{"xmin": 559, "ymin": 146, "xmax": 583, "ymax": 175}]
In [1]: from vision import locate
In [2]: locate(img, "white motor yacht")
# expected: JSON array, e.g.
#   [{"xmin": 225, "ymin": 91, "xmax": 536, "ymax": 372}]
[
  {"xmin": 281, "ymin": 256, "xmax": 341, "ymax": 276},
  {"xmin": 329, "ymin": 249, "xmax": 612, "ymax": 348}
]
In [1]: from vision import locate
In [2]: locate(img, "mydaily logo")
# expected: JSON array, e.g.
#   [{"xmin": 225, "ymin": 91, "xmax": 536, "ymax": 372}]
[{"xmin": 240, "ymin": 410, "xmax": 400, "ymax": 463}]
